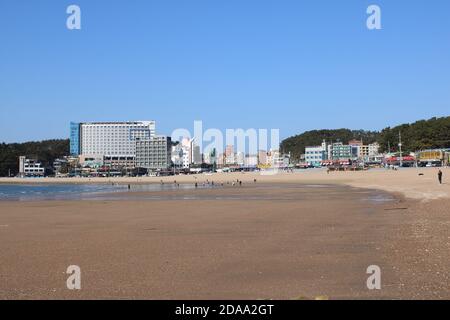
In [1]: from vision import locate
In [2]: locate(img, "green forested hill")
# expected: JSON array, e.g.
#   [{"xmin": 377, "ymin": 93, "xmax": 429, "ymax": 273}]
[
  {"xmin": 0, "ymin": 139, "xmax": 69, "ymax": 176},
  {"xmin": 377, "ymin": 117, "xmax": 450, "ymax": 153},
  {"xmin": 281, "ymin": 116, "xmax": 450, "ymax": 161}
]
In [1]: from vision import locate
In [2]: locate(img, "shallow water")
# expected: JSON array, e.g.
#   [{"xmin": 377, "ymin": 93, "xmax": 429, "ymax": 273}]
[
  {"xmin": 0, "ymin": 183, "xmax": 396, "ymax": 204},
  {"xmin": 0, "ymin": 183, "xmax": 204, "ymax": 201}
]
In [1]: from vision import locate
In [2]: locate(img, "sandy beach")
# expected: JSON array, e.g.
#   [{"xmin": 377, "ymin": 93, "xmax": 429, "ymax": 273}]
[
  {"xmin": 1, "ymin": 167, "xmax": 448, "ymax": 200},
  {"xmin": 0, "ymin": 168, "xmax": 449, "ymax": 299}
]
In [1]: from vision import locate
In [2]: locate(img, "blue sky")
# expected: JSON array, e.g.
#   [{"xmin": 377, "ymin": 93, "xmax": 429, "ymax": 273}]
[{"xmin": 0, "ymin": 0, "xmax": 449, "ymax": 143}]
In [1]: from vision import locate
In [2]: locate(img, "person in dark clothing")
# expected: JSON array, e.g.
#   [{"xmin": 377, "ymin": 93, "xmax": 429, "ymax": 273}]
[{"xmin": 438, "ymin": 170, "xmax": 443, "ymax": 184}]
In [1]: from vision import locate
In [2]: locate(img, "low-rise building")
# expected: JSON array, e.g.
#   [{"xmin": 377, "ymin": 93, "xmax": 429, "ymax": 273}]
[
  {"xmin": 331, "ymin": 142, "xmax": 352, "ymax": 160},
  {"xmin": 19, "ymin": 156, "xmax": 45, "ymax": 177},
  {"xmin": 79, "ymin": 154, "xmax": 104, "ymax": 168},
  {"xmin": 417, "ymin": 149, "xmax": 449, "ymax": 166},
  {"xmin": 305, "ymin": 140, "xmax": 328, "ymax": 166}
]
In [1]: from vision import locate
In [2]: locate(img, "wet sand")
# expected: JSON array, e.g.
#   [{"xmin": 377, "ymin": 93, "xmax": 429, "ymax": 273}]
[{"xmin": 1, "ymin": 183, "xmax": 449, "ymax": 300}]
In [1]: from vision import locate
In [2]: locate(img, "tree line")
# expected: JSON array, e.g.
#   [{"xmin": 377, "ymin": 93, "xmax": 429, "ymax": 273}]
[{"xmin": 0, "ymin": 139, "xmax": 69, "ymax": 177}]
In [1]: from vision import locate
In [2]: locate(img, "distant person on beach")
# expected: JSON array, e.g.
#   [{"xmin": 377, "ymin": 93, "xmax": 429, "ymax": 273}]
[{"xmin": 438, "ymin": 169, "xmax": 443, "ymax": 184}]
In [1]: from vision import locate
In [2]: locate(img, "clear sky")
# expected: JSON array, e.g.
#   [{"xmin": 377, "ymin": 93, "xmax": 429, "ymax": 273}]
[{"xmin": 1, "ymin": 0, "xmax": 449, "ymax": 143}]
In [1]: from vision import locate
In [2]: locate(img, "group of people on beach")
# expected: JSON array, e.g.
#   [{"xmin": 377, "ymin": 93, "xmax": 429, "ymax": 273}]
[{"xmin": 153, "ymin": 178, "xmax": 257, "ymax": 189}]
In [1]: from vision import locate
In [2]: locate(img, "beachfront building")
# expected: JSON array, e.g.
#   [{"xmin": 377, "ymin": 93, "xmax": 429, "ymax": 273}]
[
  {"xmin": 331, "ymin": 142, "xmax": 352, "ymax": 160},
  {"xmin": 19, "ymin": 156, "xmax": 45, "ymax": 177},
  {"xmin": 78, "ymin": 154, "xmax": 104, "ymax": 168},
  {"xmin": 305, "ymin": 140, "xmax": 328, "ymax": 167},
  {"xmin": 179, "ymin": 138, "xmax": 193, "ymax": 169},
  {"xmin": 70, "ymin": 121, "xmax": 156, "ymax": 158},
  {"xmin": 53, "ymin": 158, "xmax": 69, "ymax": 176},
  {"xmin": 347, "ymin": 140, "xmax": 361, "ymax": 160},
  {"xmin": 171, "ymin": 144, "xmax": 184, "ymax": 168},
  {"xmin": 347, "ymin": 140, "xmax": 380, "ymax": 161},
  {"xmin": 135, "ymin": 136, "xmax": 172, "ymax": 170},
  {"xmin": 416, "ymin": 149, "xmax": 449, "ymax": 166},
  {"xmin": 191, "ymin": 143, "xmax": 202, "ymax": 165},
  {"xmin": 305, "ymin": 146, "xmax": 325, "ymax": 167},
  {"xmin": 69, "ymin": 121, "xmax": 156, "ymax": 170},
  {"xmin": 53, "ymin": 156, "xmax": 79, "ymax": 176},
  {"xmin": 267, "ymin": 150, "xmax": 290, "ymax": 168}
]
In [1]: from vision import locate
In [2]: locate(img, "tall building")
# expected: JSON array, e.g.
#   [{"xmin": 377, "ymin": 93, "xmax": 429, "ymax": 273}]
[
  {"xmin": 70, "ymin": 122, "xmax": 81, "ymax": 155},
  {"xmin": 70, "ymin": 121, "xmax": 156, "ymax": 170},
  {"xmin": 192, "ymin": 143, "xmax": 202, "ymax": 165},
  {"xmin": 171, "ymin": 144, "xmax": 183, "ymax": 168},
  {"xmin": 70, "ymin": 121, "xmax": 156, "ymax": 158},
  {"xmin": 180, "ymin": 138, "xmax": 193, "ymax": 168},
  {"xmin": 136, "ymin": 136, "xmax": 172, "ymax": 170}
]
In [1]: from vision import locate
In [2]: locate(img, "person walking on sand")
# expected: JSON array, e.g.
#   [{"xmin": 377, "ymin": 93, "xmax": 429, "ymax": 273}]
[{"xmin": 438, "ymin": 169, "xmax": 443, "ymax": 184}]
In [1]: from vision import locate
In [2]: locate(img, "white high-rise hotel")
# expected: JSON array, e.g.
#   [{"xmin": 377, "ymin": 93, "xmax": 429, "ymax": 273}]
[{"xmin": 70, "ymin": 121, "xmax": 156, "ymax": 157}]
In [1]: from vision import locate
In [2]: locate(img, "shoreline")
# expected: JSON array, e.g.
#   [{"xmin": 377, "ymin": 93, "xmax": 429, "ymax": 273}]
[{"xmin": 1, "ymin": 167, "xmax": 448, "ymax": 201}]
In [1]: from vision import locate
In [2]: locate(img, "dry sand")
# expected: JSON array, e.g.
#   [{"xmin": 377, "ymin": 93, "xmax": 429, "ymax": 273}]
[{"xmin": 0, "ymin": 168, "xmax": 449, "ymax": 300}]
